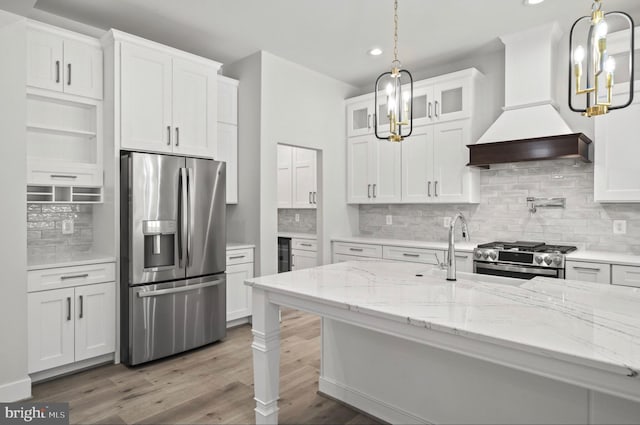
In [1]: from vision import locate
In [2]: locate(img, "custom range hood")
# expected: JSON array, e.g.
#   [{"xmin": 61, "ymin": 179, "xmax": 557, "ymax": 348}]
[{"xmin": 468, "ymin": 23, "xmax": 592, "ymax": 168}]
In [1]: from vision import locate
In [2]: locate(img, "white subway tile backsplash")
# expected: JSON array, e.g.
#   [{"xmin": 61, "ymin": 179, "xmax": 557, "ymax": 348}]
[{"xmin": 278, "ymin": 208, "xmax": 317, "ymax": 234}]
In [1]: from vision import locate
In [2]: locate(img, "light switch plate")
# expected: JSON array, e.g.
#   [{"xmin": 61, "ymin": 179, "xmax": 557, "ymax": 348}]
[
  {"xmin": 443, "ymin": 217, "xmax": 451, "ymax": 228},
  {"xmin": 613, "ymin": 220, "xmax": 627, "ymax": 234},
  {"xmin": 386, "ymin": 215, "xmax": 392, "ymax": 225},
  {"xmin": 62, "ymin": 219, "xmax": 74, "ymax": 235},
  {"xmin": 295, "ymin": 214, "xmax": 300, "ymax": 222}
]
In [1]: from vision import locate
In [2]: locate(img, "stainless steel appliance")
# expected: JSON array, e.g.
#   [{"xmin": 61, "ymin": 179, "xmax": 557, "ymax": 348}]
[
  {"xmin": 473, "ymin": 241, "xmax": 577, "ymax": 279},
  {"xmin": 120, "ymin": 152, "xmax": 226, "ymax": 365},
  {"xmin": 278, "ymin": 237, "xmax": 291, "ymax": 273}
]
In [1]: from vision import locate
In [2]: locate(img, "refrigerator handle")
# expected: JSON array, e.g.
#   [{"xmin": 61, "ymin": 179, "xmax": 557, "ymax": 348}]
[
  {"xmin": 186, "ymin": 167, "xmax": 194, "ymax": 267},
  {"xmin": 178, "ymin": 168, "xmax": 188, "ymax": 268}
]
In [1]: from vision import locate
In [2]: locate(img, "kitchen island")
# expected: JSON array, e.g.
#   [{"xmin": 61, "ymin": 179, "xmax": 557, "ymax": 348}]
[{"xmin": 246, "ymin": 260, "xmax": 640, "ymax": 424}]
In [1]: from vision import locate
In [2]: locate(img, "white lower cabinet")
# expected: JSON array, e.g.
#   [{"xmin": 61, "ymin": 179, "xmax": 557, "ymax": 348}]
[
  {"xmin": 453, "ymin": 252, "xmax": 473, "ymax": 274},
  {"xmin": 291, "ymin": 249, "xmax": 318, "ymax": 271},
  {"xmin": 612, "ymin": 265, "xmax": 640, "ymax": 288},
  {"xmin": 565, "ymin": 261, "xmax": 611, "ymax": 284},
  {"xmin": 226, "ymin": 247, "xmax": 255, "ymax": 324},
  {"xmin": 28, "ymin": 281, "xmax": 115, "ymax": 373}
]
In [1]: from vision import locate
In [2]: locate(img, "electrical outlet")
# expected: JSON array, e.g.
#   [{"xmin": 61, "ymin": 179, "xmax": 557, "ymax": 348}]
[
  {"xmin": 613, "ymin": 220, "xmax": 627, "ymax": 234},
  {"xmin": 443, "ymin": 217, "xmax": 451, "ymax": 228},
  {"xmin": 386, "ymin": 215, "xmax": 392, "ymax": 225},
  {"xmin": 295, "ymin": 214, "xmax": 300, "ymax": 222},
  {"xmin": 62, "ymin": 219, "xmax": 74, "ymax": 235}
]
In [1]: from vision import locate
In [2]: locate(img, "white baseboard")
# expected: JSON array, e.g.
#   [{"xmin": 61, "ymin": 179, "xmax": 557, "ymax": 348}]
[
  {"xmin": 226, "ymin": 316, "xmax": 250, "ymax": 329},
  {"xmin": 30, "ymin": 353, "xmax": 114, "ymax": 384},
  {"xmin": 318, "ymin": 376, "xmax": 428, "ymax": 425},
  {"xmin": 0, "ymin": 377, "xmax": 32, "ymax": 402}
]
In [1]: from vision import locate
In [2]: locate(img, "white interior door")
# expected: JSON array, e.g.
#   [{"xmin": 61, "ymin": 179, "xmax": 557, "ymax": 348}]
[
  {"xmin": 75, "ymin": 282, "xmax": 116, "ymax": 362},
  {"xmin": 172, "ymin": 58, "xmax": 217, "ymax": 158},
  {"xmin": 402, "ymin": 126, "xmax": 434, "ymax": 203},
  {"xmin": 347, "ymin": 136, "xmax": 373, "ymax": 203},
  {"xmin": 226, "ymin": 262, "xmax": 253, "ymax": 322},
  {"xmin": 277, "ymin": 144, "xmax": 293, "ymax": 208},
  {"xmin": 292, "ymin": 147, "xmax": 317, "ymax": 209},
  {"xmin": 28, "ymin": 288, "xmax": 75, "ymax": 373},
  {"xmin": 27, "ymin": 29, "xmax": 63, "ymax": 92},
  {"xmin": 120, "ymin": 43, "xmax": 172, "ymax": 153},
  {"xmin": 63, "ymin": 39, "xmax": 103, "ymax": 99},
  {"xmin": 432, "ymin": 121, "xmax": 469, "ymax": 203},
  {"xmin": 372, "ymin": 139, "xmax": 402, "ymax": 203}
]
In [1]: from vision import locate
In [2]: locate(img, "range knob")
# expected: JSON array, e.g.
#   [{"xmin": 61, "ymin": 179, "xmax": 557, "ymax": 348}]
[
  {"xmin": 489, "ymin": 251, "xmax": 497, "ymax": 260},
  {"xmin": 535, "ymin": 256, "xmax": 543, "ymax": 264},
  {"xmin": 474, "ymin": 250, "xmax": 482, "ymax": 259},
  {"xmin": 553, "ymin": 256, "xmax": 563, "ymax": 266},
  {"xmin": 544, "ymin": 256, "xmax": 553, "ymax": 266},
  {"xmin": 481, "ymin": 251, "xmax": 489, "ymax": 260}
]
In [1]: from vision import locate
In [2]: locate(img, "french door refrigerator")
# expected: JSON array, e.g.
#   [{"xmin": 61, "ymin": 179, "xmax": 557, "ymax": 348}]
[{"xmin": 120, "ymin": 152, "xmax": 226, "ymax": 365}]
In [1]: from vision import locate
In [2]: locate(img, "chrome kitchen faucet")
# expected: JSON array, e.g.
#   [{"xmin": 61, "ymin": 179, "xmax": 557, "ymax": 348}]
[{"xmin": 447, "ymin": 212, "xmax": 470, "ymax": 281}]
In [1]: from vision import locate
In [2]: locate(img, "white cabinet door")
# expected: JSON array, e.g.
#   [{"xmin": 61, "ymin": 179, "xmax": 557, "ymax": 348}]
[
  {"xmin": 28, "ymin": 288, "xmax": 75, "ymax": 373},
  {"xmin": 347, "ymin": 98, "xmax": 374, "ymax": 137},
  {"xmin": 218, "ymin": 123, "xmax": 238, "ymax": 204},
  {"xmin": 218, "ymin": 78, "xmax": 238, "ymax": 125},
  {"xmin": 74, "ymin": 282, "xmax": 115, "ymax": 362},
  {"xmin": 612, "ymin": 265, "xmax": 640, "ymax": 288},
  {"xmin": 172, "ymin": 58, "xmax": 217, "ymax": 158},
  {"xmin": 347, "ymin": 136, "xmax": 373, "ymax": 204},
  {"xmin": 594, "ymin": 92, "xmax": 640, "ymax": 202},
  {"xmin": 566, "ymin": 261, "xmax": 611, "ymax": 284},
  {"xmin": 226, "ymin": 262, "xmax": 253, "ymax": 322},
  {"xmin": 291, "ymin": 249, "xmax": 318, "ymax": 271},
  {"xmin": 432, "ymin": 120, "xmax": 471, "ymax": 203},
  {"xmin": 402, "ymin": 126, "xmax": 434, "ymax": 203},
  {"xmin": 63, "ymin": 39, "xmax": 103, "ymax": 100},
  {"xmin": 434, "ymin": 78, "xmax": 470, "ymax": 122},
  {"xmin": 277, "ymin": 144, "xmax": 293, "ymax": 208},
  {"xmin": 27, "ymin": 29, "xmax": 63, "ymax": 92},
  {"xmin": 372, "ymin": 139, "xmax": 402, "ymax": 203},
  {"xmin": 292, "ymin": 147, "xmax": 317, "ymax": 209},
  {"xmin": 120, "ymin": 43, "xmax": 173, "ymax": 153}
]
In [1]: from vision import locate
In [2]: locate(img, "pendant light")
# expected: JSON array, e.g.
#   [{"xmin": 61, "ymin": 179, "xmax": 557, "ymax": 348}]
[
  {"xmin": 569, "ymin": 0, "xmax": 634, "ymax": 117},
  {"xmin": 375, "ymin": 0, "xmax": 413, "ymax": 142}
]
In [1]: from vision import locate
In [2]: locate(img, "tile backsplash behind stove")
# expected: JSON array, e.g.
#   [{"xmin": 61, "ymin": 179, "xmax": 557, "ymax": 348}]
[
  {"xmin": 359, "ymin": 159, "xmax": 640, "ymax": 255},
  {"xmin": 27, "ymin": 204, "xmax": 93, "ymax": 260}
]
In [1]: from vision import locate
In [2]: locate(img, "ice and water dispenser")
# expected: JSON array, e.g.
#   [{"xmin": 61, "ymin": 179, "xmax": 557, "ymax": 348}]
[{"xmin": 142, "ymin": 220, "xmax": 177, "ymax": 270}]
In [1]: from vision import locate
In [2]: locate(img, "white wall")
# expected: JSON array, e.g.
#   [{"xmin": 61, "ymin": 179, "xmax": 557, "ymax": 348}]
[{"xmin": 0, "ymin": 11, "xmax": 30, "ymax": 402}]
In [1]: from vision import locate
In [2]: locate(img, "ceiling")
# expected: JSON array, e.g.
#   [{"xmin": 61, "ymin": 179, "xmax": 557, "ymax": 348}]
[{"xmin": 9, "ymin": 0, "xmax": 640, "ymax": 88}]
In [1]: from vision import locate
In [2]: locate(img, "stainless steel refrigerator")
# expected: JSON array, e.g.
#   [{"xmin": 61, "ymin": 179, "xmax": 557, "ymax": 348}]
[{"xmin": 120, "ymin": 152, "xmax": 226, "ymax": 366}]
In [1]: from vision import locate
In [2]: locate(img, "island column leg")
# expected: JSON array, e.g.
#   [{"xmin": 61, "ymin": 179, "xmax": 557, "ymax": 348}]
[{"xmin": 251, "ymin": 287, "xmax": 281, "ymax": 424}]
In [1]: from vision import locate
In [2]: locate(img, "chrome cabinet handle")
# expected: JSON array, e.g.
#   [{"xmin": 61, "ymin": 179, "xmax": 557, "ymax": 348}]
[
  {"xmin": 66, "ymin": 297, "xmax": 71, "ymax": 321},
  {"xmin": 427, "ymin": 181, "xmax": 431, "ymax": 197},
  {"xmin": 55, "ymin": 60, "xmax": 60, "ymax": 83},
  {"xmin": 435, "ymin": 100, "xmax": 440, "ymax": 117},
  {"xmin": 434, "ymin": 181, "xmax": 439, "ymax": 197},
  {"xmin": 349, "ymin": 248, "xmax": 364, "ymax": 252},
  {"xmin": 456, "ymin": 255, "xmax": 469, "ymax": 259},
  {"xmin": 403, "ymin": 253, "xmax": 420, "ymax": 258},
  {"xmin": 428, "ymin": 102, "xmax": 432, "ymax": 118},
  {"xmin": 313, "ymin": 192, "xmax": 317, "ymax": 204},
  {"xmin": 79, "ymin": 295, "xmax": 83, "ymax": 319},
  {"xmin": 309, "ymin": 192, "xmax": 312, "ymax": 204},
  {"xmin": 367, "ymin": 184, "xmax": 371, "ymax": 199},
  {"xmin": 300, "ymin": 243, "xmax": 312, "ymax": 247},
  {"xmin": 373, "ymin": 184, "xmax": 377, "ymax": 198},
  {"xmin": 367, "ymin": 113, "xmax": 371, "ymax": 129},
  {"xmin": 50, "ymin": 174, "xmax": 78, "ymax": 179},
  {"xmin": 229, "ymin": 255, "xmax": 245, "ymax": 260},
  {"xmin": 175, "ymin": 127, "xmax": 180, "ymax": 146},
  {"xmin": 60, "ymin": 273, "xmax": 88, "ymax": 280},
  {"xmin": 167, "ymin": 126, "xmax": 171, "ymax": 146},
  {"xmin": 67, "ymin": 63, "xmax": 71, "ymax": 85},
  {"xmin": 292, "ymin": 254, "xmax": 295, "ymax": 267},
  {"xmin": 572, "ymin": 266, "xmax": 601, "ymax": 272}
]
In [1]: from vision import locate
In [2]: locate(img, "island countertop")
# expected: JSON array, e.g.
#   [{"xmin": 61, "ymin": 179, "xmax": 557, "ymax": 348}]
[{"xmin": 246, "ymin": 260, "xmax": 640, "ymax": 379}]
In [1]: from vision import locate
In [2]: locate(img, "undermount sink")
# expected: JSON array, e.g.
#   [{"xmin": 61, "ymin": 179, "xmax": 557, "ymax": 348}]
[{"xmin": 426, "ymin": 269, "xmax": 524, "ymax": 286}]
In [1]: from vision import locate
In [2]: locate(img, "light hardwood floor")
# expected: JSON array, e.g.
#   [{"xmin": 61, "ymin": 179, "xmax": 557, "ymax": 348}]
[{"xmin": 32, "ymin": 309, "xmax": 381, "ymax": 425}]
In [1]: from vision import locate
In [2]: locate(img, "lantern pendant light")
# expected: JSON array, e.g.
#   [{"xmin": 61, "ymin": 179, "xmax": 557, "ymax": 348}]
[
  {"xmin": 569, "ymin": 0, "xmax": 634, "ymax": 117},
  {"xmin": 375, "ymin": 0, "xmax": 413, "ymax": 142}
]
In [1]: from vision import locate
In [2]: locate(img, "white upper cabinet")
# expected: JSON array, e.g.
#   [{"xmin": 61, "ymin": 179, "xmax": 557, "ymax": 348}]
[
  {"xmin": 346, "ymin": 136, "xmax": 372, "ymax": 203},
  {"xmin": 347, "ymin": 96, "xmax": 375, "ymax": 137},
  {"xmin": 104, "ymin": 30, "xmax": 221, "ymax": 158},
  {"xmin": 277, "ymin": 145, "xmax": 293, "ymax": 208},
  {"xmin": 594, "ymin": 86, "xmax": 640, "ymax": 202},
  {"xmin": 432, "ymin": 77, "xmax": 470, "ymax": 122},
  {"xmin": 401, "ymin": 126, "xmax": 434, "ymax": 203},
  {"xmin": 432, "ymin": 120, "xmax": 475, "ymax": 203},
  {"xmin": 218, "ymin": 76, "xmax": 238, "ymax": 125},
  {"xmin": 27, "ymin": 21, "xmax": 102, "ymax": 100},
  {"xmin": 278, "ymin": 145, "xmax": 318, "ymax": 208},
  {"xmin": 347, "ymin": 136, "xmax": 401, "ymax": 204},
  {"xmin": 217, "ymin": 76, "xmax": 239, "ymax": 204}
]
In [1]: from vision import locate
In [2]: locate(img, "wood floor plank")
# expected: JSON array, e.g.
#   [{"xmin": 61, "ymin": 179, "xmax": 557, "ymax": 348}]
[{"xmin": 31, "ymin": 309, "xmax": 382, "ymax": 425}]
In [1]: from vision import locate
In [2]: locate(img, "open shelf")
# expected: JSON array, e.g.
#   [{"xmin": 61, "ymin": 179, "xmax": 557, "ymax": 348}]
[
  {"xmin": 26, "ymin": 124, "xmax": 97, "ymax": 138},
  {"xmin": 27, "ymin": 185, "xmax": 103, "ymax": 204}
]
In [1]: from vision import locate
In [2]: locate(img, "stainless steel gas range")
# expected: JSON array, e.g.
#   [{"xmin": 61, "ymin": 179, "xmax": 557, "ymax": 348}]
[{"xmin": 473, "ymin": 241, "xmax": 577, "ymax": 279}]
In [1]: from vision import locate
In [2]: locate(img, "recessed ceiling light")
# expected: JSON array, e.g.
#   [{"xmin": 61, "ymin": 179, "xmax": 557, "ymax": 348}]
[
  {"xmin": 368, "ymin": 48, "xmax": 383, "ymax": 56},
  {"xmin": 523, "ymin": 0, "xmax": 544, "ymax": 5}
]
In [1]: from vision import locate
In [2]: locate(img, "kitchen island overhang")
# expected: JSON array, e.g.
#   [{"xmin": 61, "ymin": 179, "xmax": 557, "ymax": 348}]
[{"xmin": 246, "ymin": 260, "xmax": 640, "ymax": 424}]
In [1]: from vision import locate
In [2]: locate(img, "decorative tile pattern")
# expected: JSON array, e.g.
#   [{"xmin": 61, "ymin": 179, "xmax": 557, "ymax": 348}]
[
  {"xmin": 27, "ymin": 204, "xmax": 93, "ymax": 259},
  {"xmin": 278, "ymin": 208, "xmax": 317, "ymax": 233},
  {"xmin": 359, "ymin": 159, "xmax": 640, "ymax": 254}
]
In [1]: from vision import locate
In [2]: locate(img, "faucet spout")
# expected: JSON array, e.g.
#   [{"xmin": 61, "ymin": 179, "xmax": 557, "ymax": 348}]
[{"xmin": 447, "ymin": 212, "xmax": 470, "ymax": 281}]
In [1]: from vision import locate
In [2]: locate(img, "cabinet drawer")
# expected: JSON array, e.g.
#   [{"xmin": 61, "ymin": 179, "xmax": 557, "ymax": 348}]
[
  {"xmin": 383, "ymin": 246, "xmax": 445, "ymax": 265},
  {"xmin": 565, "ymin": 261, "xmax": 611, "ymax": 284},
  {"xmin": 332, "ymin": 253, "xmax": 371, "ymax": 264},
  {"xmin": 612, "ymin": 265, "xmax": 640, "ymax": 288},
  {"xmin": 28, "ymin": 262, "xmax": 115, "ymax": 293},
  {"xmin": 333, "ymin": 242, "xmax": 382, "ymax": 258},
  {"xmin": 226, "ymin": 248, "xmax": 254, "ymax": 266},
  {"xmin": 28, "ymin": 163, "xmax": 102, "ymax": 187},
  {"xmin": 452, "ymin": 251, "xmax": 473, "ymax": 273},
  {"xmin": 292, "ymin": 238, "xmax": 317, "ymax": 252}
]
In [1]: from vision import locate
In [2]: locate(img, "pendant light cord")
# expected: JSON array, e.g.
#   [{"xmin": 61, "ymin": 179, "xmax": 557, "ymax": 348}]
[{"xmin": 393, "ymin": 0, "xmax": 400, "ymax": 68}]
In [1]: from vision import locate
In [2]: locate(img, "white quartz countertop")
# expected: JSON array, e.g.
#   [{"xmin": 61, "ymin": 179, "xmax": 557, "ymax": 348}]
[
  {"xmin": 247, "ymin": 260, "xmax": 640, "ymax": 377},
  {"xmin": 278, "ymin": 232, "xmax": 317, "ymax": 240},
  {"xmin": 331, "ymin": 236, "xmax": 477, "ymax": 252},
  {"xmin": 567, "ymin": 250, "xmax": 640, "ymax": 267},
  {"xmin": 227, "ymin": 242, "xmax": 255, "ymax": 251},
  {"xmin": 28, "ymin": 253, "xmax": 116, "ymax": 271}
]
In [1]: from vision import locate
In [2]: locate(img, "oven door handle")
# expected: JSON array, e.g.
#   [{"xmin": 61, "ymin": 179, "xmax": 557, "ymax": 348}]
[{"xmin": 475, "ymin": 262, "xmax": 559, "ymax": 277}]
